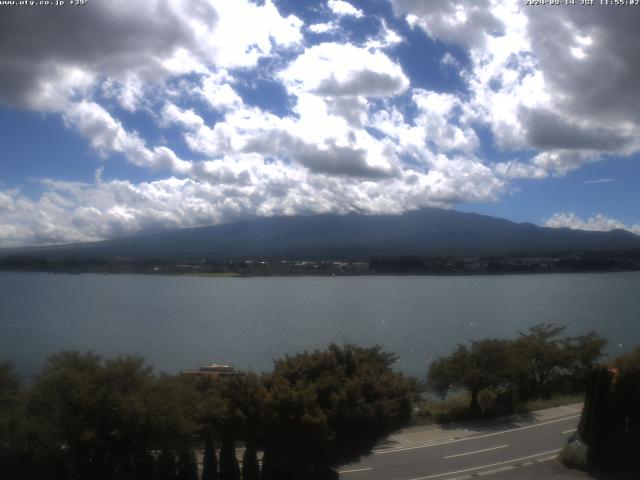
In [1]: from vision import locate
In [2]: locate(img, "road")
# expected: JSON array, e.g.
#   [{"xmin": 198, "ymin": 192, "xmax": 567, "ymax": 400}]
[{"xmin": 338, "ymin": 412, "xmax": 580, "ymax": 480}]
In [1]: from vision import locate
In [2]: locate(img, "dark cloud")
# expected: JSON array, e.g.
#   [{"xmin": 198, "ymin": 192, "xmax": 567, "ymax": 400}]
[
  {"xmin": 314, "ymin": 70, "xmax": 407, "ymax": 97},
  {"xmin": 0, "ymin": 1, "xmax": 217, "ymax": 109},
  {"xmin": 243, "ymin": 131, "xmax": 397, "ymax": 179},
  {"xmin": 324, "ymin": 97, "xmax": 367, "ymax": 126},
  {"xmin": 522, "ymin": 108, "xmax": 632, "ymax": 152},
  {"xmin": 524, "ymin": 6, "xmax": 640, "ymax": 125},
  {"xmin": 292, "ymin": 141, "xmax": 396, "ymax": 179}
]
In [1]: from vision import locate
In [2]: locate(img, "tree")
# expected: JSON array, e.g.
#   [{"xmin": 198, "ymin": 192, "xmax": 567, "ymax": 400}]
[
  {"xmin": 563, "ymin": 331, "xmax": 607, "ymax": 389},
  {"xmin": 27, "ymin": 351, "xmax": 130, "ymax": 480},
  {"xmin": 427, "ymin": 339, "xmax": 514, "ymax": 413},
  {"xmin": 199, "ymin": 373, "xmax": 262, "ymax": 480},
  {"xmin": 0, "ymin": 360, "xmax": 20, "ymax": 397},
  {"xmin": 578, "ymin": 366, "xmax": 612, "ymax": 467},
  {"xmin": 609, "ymin": 346, "xmax": 640, "ymax": 470},
  {"xmin": 241, "ymin": 442, "xmax": 260, "ymax": 480},
  {"xmin": 512, "ymin": 324, "xmax": 607, "ymax": 398},
  {"xmin": 143, "ymin": 374, "xmax": 203, "ymax": 452},
  {"xmin": 177, "ymin": 449, "xmax": 199, "ymax": 480},
  {"xmin": 201, "ymin": 432, "xmax": 219, "ymax": 480},
  {"xmin": 611, "ymin": 345, "xmax": 640, "ymax": 372},
  {"xmin": 24, "ymin": 351, "xmax": 203, "ymax": 480},
  {"xmin": 220, "ymin": 373, "xmax": 263, "ymax": 480},
  {"xmin": 219, "ymin": 430, "xmax": 241, "ymax": 480},
  {"xmin": 575, "ymin": 347, "xmax": 640, "ymax": 473},
  {"xmin": 157, "ymin": 448, "xmax": 178, "ymax": 480},
  {"xmin": 260, "ymin": 344, "xmax": 412, "ymax": 478},
  {"xmin": 0, "ymin": 361, "xmax": 28, "ymax": 479},
  {"xmin": 513, "ymin": 323, "xmax": 568, "ymax": 398}
]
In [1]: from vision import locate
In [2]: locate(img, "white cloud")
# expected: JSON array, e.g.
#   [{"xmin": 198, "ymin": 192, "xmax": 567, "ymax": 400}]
[
  {"xmin": 328, "ymin": 0, "xmax": 364, "ymax": 18},
  {"xmin": 492, "ymin": 161, "xmax": 547, "ymax": 180},
  {"xmin": 308, "ymin": 22, "xmax": 337, "ymax": 34},
  {"xmin": 164, "ymin": 100, "xmax": 401, "ymax": 179},
  {"xmin": 440, "ymin": 52, "xmax": 460, "ymax": 69},
  {"xmin": 392, "ymin": 0, "xmax": 503, "ymax": 47},
  {"xmin": 364, "ymin": 19, "xmax": 404, "ymax": 49},
  {"xmin": 153, "ymin": 41, "xmax": 421, "ymax": 181},
  {"xmin": 412, "ymin": 90, "xmax": 479, "ymax": 152},
  {"xmin": 64, "ymin": 101, "xmax": 191, "ymax": 173},
  {"xmin": 584, "ymin": 178, "xmax": 615, "ymax": 185},
  {"xmin": 207, "ymin": 0, "xmax": 303, "ymax": 69},
  {"xmin": 0, "ymin": 154, "xmax": 505, "ymax": 246},
  {"xmin": 198, "ymin": 70, "xmax": 243, "ymax": 111},
  {"xmin": 280, "ymin": 42, "xmax": 409, "ymax": 97},
  {"xmin": 391, "ymin": 0, "xmax": 640, "ymax": 176},
  {"xmin": 545, "ymin": 213, "xmax": 640, "ymax": 236},
  {"xmin": 370, "ymin": 89, "xmax": 479, "ymax": 160},
  {"xmin": 161, "ymin": 103, "xmax": 205, "ymax": 131}
]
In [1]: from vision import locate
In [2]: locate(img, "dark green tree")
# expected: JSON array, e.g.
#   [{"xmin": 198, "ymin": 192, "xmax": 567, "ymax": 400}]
[
  {"xmin": 562, "ymin": 331, "xmax": 607, "ymax": 390},
  {"xmin": 513, "ymin": 323, "xmax": 568, "ymax": 398},
  {"xmin": 578, "ymin": 366, "xmax": 612, "ymax": 467},
  {"xmin": 0, "ymin": 361, "xmax": 28, "ymax": 479},
  {"xmin": 577, "ymin": 356, "xmax": 640, "ymax": 472},
  {"xmin": 242, "ymin": 442, "xmax": 260, "ymax": 480},
  {"xmin": 201, "ymin": 373, "xmax": 264, "ymax": 480},
  {"xmin": 157, "ymin": 448, "xmax": 178, "ymax": 480},
  {"xmin": 219, "ymin": 430, "xmax": 241, "ymax": 480},
  {"xmin": 27, "ymin": 351, "xmax": 139, "ymax": 480},
  {"xmin": 260, "ymin": 344, "xmax": 412, "ymax": 478},
  {"xmin": 612, "ymin": 345, "xmax": 640, "ymax": 372},
  {"xmin": 427, "ymin": 339, "xmax": 514, "ymax": 413},
  {"xmin": 133, "ymin": 451, "xmax": 157, "ymax": 480},
  {"xmin": 608, "ymin": 347, "xmax": 640, "ymax": 470},
  {"xmin": 177, "ymin": 448, "xmax": 199, "ymax": 480},
  {"xmin": 201, "ymin": 432, "xmax": 219, "ymax": 480},
  {"xmin": 24, "ymin": 351, "xmax": 202, "ymax": 480},
  {"xmin": 0, "ymin": 360, "xmax": 20, "ymax": 397},
  {"xmin": 143, "ymin": 374, "xmax": 203, "ymax": 451}
]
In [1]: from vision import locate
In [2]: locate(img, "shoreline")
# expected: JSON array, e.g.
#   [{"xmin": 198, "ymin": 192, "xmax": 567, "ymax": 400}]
[{"xmin": 1, "ymin": 268, "xmax": 639, "ymax": 278}]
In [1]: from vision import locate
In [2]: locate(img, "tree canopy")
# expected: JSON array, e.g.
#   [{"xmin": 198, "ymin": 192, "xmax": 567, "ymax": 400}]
[
  {"xmin": 427, "ymin": 324, "xmax": 608, "ymax": 413},
  {"xmin": 427, "ymin": 339, "xmax": 514, "ymax": 412},
  {"xmin": 260, "ymin": 344, "xmax": 412, "ymax": 477},
  {"xmin": 0, "ymin": 344, "xmax": 413, "ymax": 480}
]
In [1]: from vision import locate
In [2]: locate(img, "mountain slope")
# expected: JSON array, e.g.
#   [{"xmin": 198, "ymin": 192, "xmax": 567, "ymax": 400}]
[{"xmin": 3, "ymin": 209, "xmax": 640, "ymax": 260}]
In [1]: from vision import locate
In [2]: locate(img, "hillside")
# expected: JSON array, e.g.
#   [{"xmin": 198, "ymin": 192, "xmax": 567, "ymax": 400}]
[{"xmin": 2, "ymin": 209, "xmax": 640, "ymax": 261}]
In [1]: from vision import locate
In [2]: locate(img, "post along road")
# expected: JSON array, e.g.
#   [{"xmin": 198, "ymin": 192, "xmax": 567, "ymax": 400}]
[{"xmin": 338, "ymin": 406, "xmax": 581, "ymax": 480}]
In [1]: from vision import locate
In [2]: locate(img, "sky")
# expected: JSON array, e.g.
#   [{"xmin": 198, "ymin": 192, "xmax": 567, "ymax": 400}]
[{"xmin": 1, "ymin": 0, "xmax": 640, "ymax": 247}]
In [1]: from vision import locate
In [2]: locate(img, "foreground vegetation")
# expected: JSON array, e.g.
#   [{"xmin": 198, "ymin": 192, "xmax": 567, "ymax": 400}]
[
  {"xmin": 0, "ymin": 345, "xmax": 413, "ymax": 480},
  {"xmin": 424, "ymin": 323, "xmax": 606, "ymax": 420},
  {"xmin": 1, "ymin": 324, "xmax": 637, "ymax": 479},
  {"xmin": 562, "ymin": 346, "xmax": 640, "ymax": 476}
]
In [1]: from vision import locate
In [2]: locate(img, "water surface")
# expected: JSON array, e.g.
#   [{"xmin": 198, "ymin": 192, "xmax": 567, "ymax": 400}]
[{"xmin": 1, "ymin": 272, "xmax": 639, "ymax": 377}]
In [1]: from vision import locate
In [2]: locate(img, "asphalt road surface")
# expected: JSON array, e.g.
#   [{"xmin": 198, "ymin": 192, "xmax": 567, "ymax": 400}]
[{"xmin": 338, "ymin": 413, "xmax": 580, "ymax": 480}]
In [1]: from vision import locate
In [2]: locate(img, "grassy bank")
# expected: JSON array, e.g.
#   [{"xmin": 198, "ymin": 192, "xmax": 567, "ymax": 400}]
[{"xmin": 411, "ymin": 392, "xmax": 583, "ymax": 426}]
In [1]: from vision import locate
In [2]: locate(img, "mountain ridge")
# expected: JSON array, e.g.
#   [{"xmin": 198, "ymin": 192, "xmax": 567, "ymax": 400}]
[{"xmin": 2, "ymin": 208, "xmax": 640, "ymax": 261}]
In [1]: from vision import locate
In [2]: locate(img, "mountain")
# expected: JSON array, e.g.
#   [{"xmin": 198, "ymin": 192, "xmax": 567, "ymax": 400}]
[{"xmin": 2, "ymin": 208, "xmax": 640, "ymax": 261}]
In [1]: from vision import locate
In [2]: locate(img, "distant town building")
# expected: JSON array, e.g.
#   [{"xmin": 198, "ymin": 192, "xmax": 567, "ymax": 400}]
[{"xmin": 181, "ymin": 364, "xmax": 245, "ymax": 379}]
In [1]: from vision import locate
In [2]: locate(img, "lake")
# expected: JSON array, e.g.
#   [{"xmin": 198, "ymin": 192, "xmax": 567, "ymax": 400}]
[{"xmin": 1, "ymin": 271, "xmax": 639, "ymax": 378}]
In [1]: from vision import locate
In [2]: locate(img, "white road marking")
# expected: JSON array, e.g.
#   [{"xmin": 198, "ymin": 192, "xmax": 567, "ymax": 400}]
[
  {"xmin": 562, "ymin": 428, "xmax": 577, "ymax": 434},
  {"xmin": 375, "ymin": 414, "xmax": 579, "ymax": 455},
  {"xmin": 409, "ymin": 448, "xmax": 562, "ymax": 480},
  {"xmin": 339, "ymin": 467, "xmax": 373, "ymax": 474},
  {"xmin": 477, "ymin": 465, "xmax": 515, "ymax": 476},
  {"xmin": 444, "ymin": 444, "xmax": 508, "ymax": 459}
]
